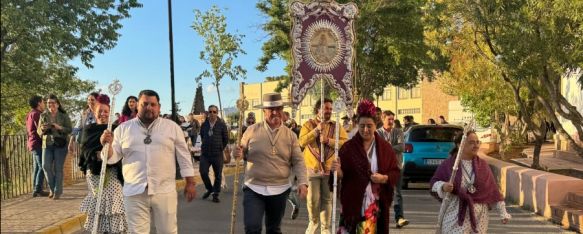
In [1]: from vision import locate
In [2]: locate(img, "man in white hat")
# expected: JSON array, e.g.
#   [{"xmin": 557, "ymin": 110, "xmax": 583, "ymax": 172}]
[{"xmin": 234, "ymin": 93, "xmax": 308, "ymax": 234}]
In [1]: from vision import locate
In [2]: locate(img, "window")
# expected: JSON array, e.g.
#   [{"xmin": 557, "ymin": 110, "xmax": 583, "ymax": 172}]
[
  {"xmin": 251, "ymin": 99, "xmax": 261, "ymax": 107},
  {"xmin": 398, "ymin": 88, "xmax": 410, "ymax": 99},
  {"xmin": 409, "ymin": 127, "xmax": 463, "ymax": 142},
  {"xmin": 411, "ymin": 86, "xmax": 421, "ymax": 98},
  {"xmin": 382, "ymin": 88, "xmax": 391, "ymax": 100},
  {"xmin": 397, "ymin": 108, "xmax": 421, "ymax": 115}
]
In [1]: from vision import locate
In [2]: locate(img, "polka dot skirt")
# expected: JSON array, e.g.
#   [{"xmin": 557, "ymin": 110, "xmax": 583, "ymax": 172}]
[{"xmin": 80, "ymin": 168, "xmax": 128, "ymax": 233}]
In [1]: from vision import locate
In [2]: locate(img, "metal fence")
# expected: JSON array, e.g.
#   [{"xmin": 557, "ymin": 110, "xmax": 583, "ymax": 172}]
[
  {"xmin": 0, "ymin": 135, "xmax": 33, "ymax": 200},
  {"xmin": 0, "ymin": 135, "xmax": 84, "ymax": 200}
]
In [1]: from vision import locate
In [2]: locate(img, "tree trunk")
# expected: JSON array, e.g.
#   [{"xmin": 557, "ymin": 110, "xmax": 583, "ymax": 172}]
[
  {"xmin": 531, "ymin": 121, "xmax": 547, "ymax": 170},
  {"xmin": 531, "ymin": 138, "xmax": 544, "ymax": 170},
  {"xmin": 216, "ymin": 84, "xmax": 224, "ymax": 119},
  {"xmin": 525, "ymin": 79, "xmax": 583, "ymax": 157}
]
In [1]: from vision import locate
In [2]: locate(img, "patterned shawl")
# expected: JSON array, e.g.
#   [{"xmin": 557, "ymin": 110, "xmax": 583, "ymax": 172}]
[{"xmin": 430, "ymin": 155, "xmax": 503, "ymax": 232}]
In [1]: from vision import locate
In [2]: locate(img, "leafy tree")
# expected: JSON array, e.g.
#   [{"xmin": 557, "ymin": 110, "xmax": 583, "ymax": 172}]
[
  {"xmin": 192, "ymin": 83, "xmax": 205, "ymax": 114},
  {"xmin": 256, "ymin": 0, "xmax": 293, "ymax": 92},
  {"xmin": 1, "ymin": 0, "xmax": 141, "ymax": 134},
  {"xmin": 426, "ymin": 0, "xmax": 583, "ymax": 162},
  {"xmin": 264, "ymin": 75, "xmax": 287, "ymax": 82},
  {"xmin": 256, "ymin": 0, "xmax": 446, "ymax": 100},
  {"xmin": 192, "ymin": 5, "xmax": 247, "ymax": 119},
  {"xmin": 173, "ymin": 102, "xmax": 182, "ymax": 115}
]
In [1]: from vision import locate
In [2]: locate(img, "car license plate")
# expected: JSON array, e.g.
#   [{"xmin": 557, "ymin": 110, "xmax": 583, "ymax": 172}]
[{"xmin": 425, "ymin": 159, "xmax": 444, "ymax": 165}]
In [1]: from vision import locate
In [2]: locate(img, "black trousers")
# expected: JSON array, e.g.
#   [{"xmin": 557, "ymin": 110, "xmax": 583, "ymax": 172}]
[
  {"xmin": 199, "ymin": 155, "xmax": 223, "ymax": 194},
  {"xmin": 243, "ymin": 187, "xmax": 290, "ymax": 234}
]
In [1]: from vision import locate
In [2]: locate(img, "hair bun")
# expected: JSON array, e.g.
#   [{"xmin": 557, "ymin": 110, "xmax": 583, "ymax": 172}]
[
  {"xmin": 96, "ymin": 94, "xmax": 110, "ymax": 105},
  {"xmin": 356, "ymin": 99, "xmax": 376, "ymax": 117}
]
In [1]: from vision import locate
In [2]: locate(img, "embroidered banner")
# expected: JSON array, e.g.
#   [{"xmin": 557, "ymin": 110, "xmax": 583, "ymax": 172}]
[{"xmin": 290, "ymin": 1, "xmax": 358, "ymax": 117}]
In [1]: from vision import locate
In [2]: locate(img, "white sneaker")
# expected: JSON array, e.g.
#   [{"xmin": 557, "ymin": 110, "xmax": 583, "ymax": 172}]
[{"xmin": 396, "ymin": 218, "xmax": 409, "ymax": 228}]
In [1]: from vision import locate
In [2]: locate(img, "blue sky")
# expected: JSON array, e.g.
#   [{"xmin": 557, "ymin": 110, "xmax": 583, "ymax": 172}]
[{"xmin": 72, "ymin": 0, "xmax": 285, "ymax": 115}]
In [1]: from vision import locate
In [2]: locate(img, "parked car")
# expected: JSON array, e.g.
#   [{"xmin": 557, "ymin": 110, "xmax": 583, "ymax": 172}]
[
  {"xmin": 401, "ymin": 124, "xmax": 463, "ymax": 189},
  {"xmin": 190, "ymin": 135, "xmax": 202, "ymax": 162}
]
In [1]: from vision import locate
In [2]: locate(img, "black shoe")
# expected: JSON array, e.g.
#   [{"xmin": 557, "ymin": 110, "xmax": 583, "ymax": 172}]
[
  {"xmin": 202, "ymin": 191, "xmax": 212, "ymax": 200},
  {"xmin": 212, "ymin": 195, "xmax": 220, "ymax": 203}
]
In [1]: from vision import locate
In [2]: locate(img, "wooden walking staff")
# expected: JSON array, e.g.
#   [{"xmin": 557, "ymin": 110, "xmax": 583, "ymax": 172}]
[
  {"xmin": 230, "ymin": 83, "xmax": 248, "ymax": 234},
  {"xmin": 320, "ymin": 78, "xmax": 325, "ymax": 169},
  {"xmin": 331, "ymin": 97, "xmax": 344, "ymax": 234},
  {"xmin": 92, "ymin": 80, "xmax": 122, "ymax": 234},
  {"xmin": 435, "ymin": 119, "xmax": 475, "ymax": 234}
]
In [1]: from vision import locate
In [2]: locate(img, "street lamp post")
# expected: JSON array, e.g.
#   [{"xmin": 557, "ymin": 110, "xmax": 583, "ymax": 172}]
[{"xmin": 167, "ymin": 0, "xmax": 178, "ymax": 123}]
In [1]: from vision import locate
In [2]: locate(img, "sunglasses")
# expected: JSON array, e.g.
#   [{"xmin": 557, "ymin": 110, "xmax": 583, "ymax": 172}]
[{"xmin": 209, "ymin": 110, "xmax": 217, "ymax": 114}]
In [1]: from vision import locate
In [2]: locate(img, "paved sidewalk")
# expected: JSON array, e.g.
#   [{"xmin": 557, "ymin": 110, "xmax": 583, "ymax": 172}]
[
  {"xmin": 1, "ymin": 182, "xmax": 87, "ymax": 233},
  {"xmin": 512, "ymin": 143, "xmax": 583, "ymax": 174},
  {"xmin": 0, "ymin": 160, "xmax": 239, "ymax": 233}
]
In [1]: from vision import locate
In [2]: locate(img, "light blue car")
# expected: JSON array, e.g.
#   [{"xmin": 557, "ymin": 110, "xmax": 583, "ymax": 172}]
[{"xmin": 401, "ymin": 124, "xmax": 463, "ymax": 189}]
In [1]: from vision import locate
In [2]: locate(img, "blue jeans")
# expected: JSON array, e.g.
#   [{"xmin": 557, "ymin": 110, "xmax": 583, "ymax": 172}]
[
  {"xmin": 243, "ymin": 187, "xmax": 290, "ymax": 234},
  {"xmin": 42, "ymin": 145, "xmax": 68, "ymax": 195},
  {"xmin": 394, "ymin": 171, "xmax": 404, "ymax": 220},
  {"xmin": 31, "ymin": 148, "xmax": 45, "ymax": 193}
]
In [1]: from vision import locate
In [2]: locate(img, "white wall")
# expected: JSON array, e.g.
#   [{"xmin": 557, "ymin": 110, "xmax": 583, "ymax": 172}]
[{"xmin": 560, "ymin": 69, "xmax": 583, "ymax": 145}]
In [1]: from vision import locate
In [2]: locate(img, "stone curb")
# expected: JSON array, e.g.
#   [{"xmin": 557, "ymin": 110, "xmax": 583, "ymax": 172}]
[
  {"xmin": 38, "ymin": 213, "xmax": 86, "ymax": 234},
  {"xmin": 40, "ymin": 163, "xmax": 242, "ymax": 234}
]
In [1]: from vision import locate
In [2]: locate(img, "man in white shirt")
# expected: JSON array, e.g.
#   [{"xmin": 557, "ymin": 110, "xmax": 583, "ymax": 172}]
[{"xmin": 101, "ymin": 90, "xmax": 196, "ymax": 234}]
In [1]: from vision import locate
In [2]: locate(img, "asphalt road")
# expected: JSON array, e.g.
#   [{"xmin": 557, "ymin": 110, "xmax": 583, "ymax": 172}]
[{"xmin": 76, "ymin": 174, "xmax": 574, "ymax": 233}]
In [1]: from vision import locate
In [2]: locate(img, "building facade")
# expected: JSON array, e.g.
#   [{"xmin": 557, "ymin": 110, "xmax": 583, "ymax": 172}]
[{"xmin": 243, "ymin": 79, "xmax": 458, "ymax": 126}]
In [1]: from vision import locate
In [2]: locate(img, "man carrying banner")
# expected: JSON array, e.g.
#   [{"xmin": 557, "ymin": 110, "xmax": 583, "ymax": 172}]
[{"xmin": 299, "ymin": 98, "xmax": 348, "ymax": 234}]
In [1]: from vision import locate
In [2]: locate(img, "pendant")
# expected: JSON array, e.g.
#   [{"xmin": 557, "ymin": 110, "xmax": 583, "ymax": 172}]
[
  {"xmin": 468, "ymin": 184, "xmax": 476, "ymax": 194},
  {"xmin": 144, "ymin": 135, "xmax": 152, "ymax": 144},
  {"xmin": 271, "ymin": 147, "xmax": 276, "ymax": 155}
]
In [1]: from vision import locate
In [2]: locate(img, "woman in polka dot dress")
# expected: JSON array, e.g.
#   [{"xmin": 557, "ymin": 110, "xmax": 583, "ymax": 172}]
[
  {"xmin": 430, "ymin": 131, "xmax": 511, "ymax": 234},
  {"xmin": 79, "ymin": 94, "xmax": 127, "ymax": 233}
]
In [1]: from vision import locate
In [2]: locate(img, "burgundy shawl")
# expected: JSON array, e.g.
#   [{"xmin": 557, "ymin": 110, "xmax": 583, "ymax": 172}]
[
  {"xmin": 338, "ymin": 132, "xmax": 401, "ymax": 233},
  {"xmin": 429, "ymin": 155, "xmax": 503, "ymax": 232}
]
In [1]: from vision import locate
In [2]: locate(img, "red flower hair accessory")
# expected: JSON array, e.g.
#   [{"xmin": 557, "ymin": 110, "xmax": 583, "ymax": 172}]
[
  {"xmin": 357, "ymin": 99, "xmax": 376, "ymax": 117},
  {"xmin": 96, "ymin": 94, "xmax": 110, "ymax": 106}
]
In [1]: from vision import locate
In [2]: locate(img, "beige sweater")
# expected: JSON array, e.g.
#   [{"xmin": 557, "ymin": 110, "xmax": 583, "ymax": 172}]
[{"xmin": 241, "ymin": 122, "xmax": 307, "ymax": 186}]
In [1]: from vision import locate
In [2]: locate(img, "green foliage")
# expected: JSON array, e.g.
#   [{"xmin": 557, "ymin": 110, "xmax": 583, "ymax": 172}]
[
  {"xmin": 426, "ymin": 0, "xmax": 583, "ymax": 158},
  {"xmin": 227, "ymin": 111, "xmax": 240, "ymax": 126},
  {"xmin": 256, "ymin": 0, "xmax": 446, "ymax": 98},
  {"xmin": 192, "ymin": 5, "xmax": 247, "ymax": 117},
  {"xmin": 256, "ymin": 0, "xmax": 293, "ymax": 92},
  {"xmin": 1, "ymin": 0, "xmax": 140, "ymax": 134},
  {"xmin": 192, "ymin": 83, "xmax": 205, "ymax": 114}
]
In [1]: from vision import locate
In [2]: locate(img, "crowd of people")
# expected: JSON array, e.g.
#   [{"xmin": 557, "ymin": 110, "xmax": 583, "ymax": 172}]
[{"xmin": 24, "ymin": 90, "xmax": 510, "ymax": 233}]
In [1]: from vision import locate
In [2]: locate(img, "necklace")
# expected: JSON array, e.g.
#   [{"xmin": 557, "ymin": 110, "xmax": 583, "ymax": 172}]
[
  {"xmin": 264, "ymin": 123, "xmax": 282, "ymax": 156},
  {"xmin": 138, "ymin": 118, "xmax": 158, "ymax": 145},
  {"xmin": 462, "ymin": 161, "xmax": 476, "ymax": 194}
]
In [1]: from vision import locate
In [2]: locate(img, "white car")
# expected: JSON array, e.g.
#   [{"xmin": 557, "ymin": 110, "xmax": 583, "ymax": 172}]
[{"xmin": 190, "ymin": 136, "xmax": 202, "ymax": 162}]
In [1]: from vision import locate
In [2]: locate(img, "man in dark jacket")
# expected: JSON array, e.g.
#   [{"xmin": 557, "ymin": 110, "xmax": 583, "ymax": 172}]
[{"xmin": 199, "ymin": 105, "xmax": 229, "ymax": 203}]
